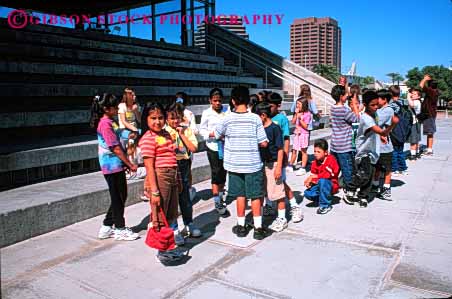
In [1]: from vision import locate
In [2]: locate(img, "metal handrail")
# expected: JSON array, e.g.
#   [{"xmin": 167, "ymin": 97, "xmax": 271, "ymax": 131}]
[
  {"xmin": 205, "ymin": 30, "xmax": 335, "ymax": 97},
  {"xmin": 207, "ymin": 24, "xmax": 334, "ymax": 92},
  {"xmin": 206, "ymin": 35, "xmax": 334, "ymax": 108},
  {"xmin": 285, "ymin": 59, "xmax": 339, "ymax": 88},
  {"xmin": 206, "ymin": 35, "xmax": 299, "ymax": 100}
]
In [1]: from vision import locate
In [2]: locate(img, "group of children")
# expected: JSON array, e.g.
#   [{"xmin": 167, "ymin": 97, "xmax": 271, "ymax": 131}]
[
  {"xmin": 90, "ymin": 81, "xmax": 426, "ymax": 263},
  {"xmin": 329, "ymin": 84, "xmax": 424, "ymax": 207}
]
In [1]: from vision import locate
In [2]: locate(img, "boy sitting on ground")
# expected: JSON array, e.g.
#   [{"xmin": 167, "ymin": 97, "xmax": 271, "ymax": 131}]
[{"xmin": 303, "ymin": 139, "xmax": 340, "ymax": 215}]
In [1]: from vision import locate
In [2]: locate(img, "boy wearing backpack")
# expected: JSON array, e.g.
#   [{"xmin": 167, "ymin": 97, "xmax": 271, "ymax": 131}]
[
  {"xmin": 372, "ymin": 89, "xmax": 399, "ymax": 200},
  {"xmin": 388, "ymin": 85, "xmax": 411, "ymax": 175}
]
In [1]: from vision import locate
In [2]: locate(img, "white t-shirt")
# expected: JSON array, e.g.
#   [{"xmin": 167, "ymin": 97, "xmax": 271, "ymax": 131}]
[
  {"xmin": 182, "ymin": 108, "xmax": 198, "ymax": 135},
  {"xmin": 356, "ymin": 113, "xmax": 380, "ymax": 164},
  {"xmin": 199, "ymin": 106, "xmax": 229, "ymax": 151},
  {"xmin": 118, "ymin": 102, "xmax": 138, "ymax": 129},
  {"xmin": 413, "ymin": 99, "xmax": 421, "ymax": 115}
]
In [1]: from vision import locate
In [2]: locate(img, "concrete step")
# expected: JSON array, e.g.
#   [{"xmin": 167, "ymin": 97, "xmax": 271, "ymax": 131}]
[
  {"xmin": 0, "ymin": 21, "xmax": 224, "ymax": 65},
  {"xmin": 1, "ymin": 89, "xmax": 287, "ymax": 129},
  {"xmin": 0, "ymin": 42, "xmax": 240, "ymax": 75},
  {"xmin": 0, "ymin": 61, "xmax": 263, "ymax": 87},
  {"xmin": 0, "ymin": 128, "xmax": 332, "ymax": 248},
  {"xmin": 0, "ymin": 100, "xmax": 296, "ymax": 190}
]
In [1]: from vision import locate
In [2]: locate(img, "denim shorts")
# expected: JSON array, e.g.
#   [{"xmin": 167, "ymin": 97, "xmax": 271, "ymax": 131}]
[{"xmin": 228, "ymin": 170, "xmax": 264, "ymax": 199}]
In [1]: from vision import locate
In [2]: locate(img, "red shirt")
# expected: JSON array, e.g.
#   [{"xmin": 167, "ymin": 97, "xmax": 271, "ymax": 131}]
[
  {"xmin": 139, "ymin": 130, "xmax": 177, "ymax": 168},
  {"xmin": 310, "ymin": 154, "xmax": 340, "ymax": 194},
  {"xmin": 422, "ymin": 86, "xmax": 439, "ymax": 118}
]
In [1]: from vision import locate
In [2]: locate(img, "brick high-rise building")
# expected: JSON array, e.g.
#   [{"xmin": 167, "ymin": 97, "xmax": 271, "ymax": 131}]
[{"xmin": 290, "ymin": 17, "xmax": 341, "ymax": 71}]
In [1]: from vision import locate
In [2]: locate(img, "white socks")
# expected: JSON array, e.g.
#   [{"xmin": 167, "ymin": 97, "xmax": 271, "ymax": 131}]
[
  {"xmin": 383, "ymin": 184, "xmax": 390, "ymax": 188},
  {"xmin": 214, "ymin": 192, "xmax": 224, "ymax": 203},
  {"xmin": 411, "ymin": 149, "xmax": 416, "ymax": 156},
  {"xmin": 278, "ymin": 209, "xmax": 286, "ymax": 219},
  {"xmin": 253, "ymin": 216, "xmax": 262, "ymax": 229},
  {"xmin": 237, "ymin": 216, "xmax": 245, "ymax": 226},
  {"xmin": 289, "ymin": 198, "xmax": 297, "ymax": 207}
]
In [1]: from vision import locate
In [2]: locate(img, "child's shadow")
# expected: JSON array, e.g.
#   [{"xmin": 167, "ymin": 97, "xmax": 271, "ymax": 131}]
[
  {"xmin": 191, "ymin": 188, "xmax": 213, "ymax": 206},
  {"xmin": 130, "ymin": 192, "xmax": 222, "ymax": 266},
  {"xmin": 303, "ymin": 194, "xmax": 341, "ymax": 208},
  {"xmin": 157, "ymin": 209, "xmax": 221, "ymax": 267},
  {"xmin": 391, "ymin": 179, "xmax": 405, "ymax": 188}
]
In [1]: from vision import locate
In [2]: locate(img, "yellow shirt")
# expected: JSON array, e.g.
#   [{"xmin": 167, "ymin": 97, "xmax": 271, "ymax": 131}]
[{"xmin": 165, "ymin": 126, "xmax": 198, "ymax": 160}]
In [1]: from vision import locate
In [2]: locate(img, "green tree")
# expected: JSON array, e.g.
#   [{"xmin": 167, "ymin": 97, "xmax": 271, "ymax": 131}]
[
  {"xmin": 312, "ymin": 64, "xmax": 340, "ymax": 83},
  {"xmin": 394, "ymin": 74, "xmax": 404, "ymax": 85},
  {"xmin": 361, "ymin": 76, "xmax": 375, "ymax": 87},
  {"xmin": 352, "ymin": 76, "xmax": 375, "ymax": 88},
  {"xmin": 405, "ymin": 65, "xmax": 452, "ymax": 101},
  {"xmin": 405, "ymin": 67, "xmax": 423, "ymax": 89},
  {"xmin": 386, "ymin": 72, "xmax": 402, "ymax": 84}
]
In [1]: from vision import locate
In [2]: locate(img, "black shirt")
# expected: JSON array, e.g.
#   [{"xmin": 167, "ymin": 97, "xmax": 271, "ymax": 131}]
[{"xmin": 260, "ymin": 122, "xmax": 283, "ymax": 162}]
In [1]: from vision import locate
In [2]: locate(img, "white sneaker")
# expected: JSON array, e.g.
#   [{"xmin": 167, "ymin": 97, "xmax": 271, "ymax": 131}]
[
  {"xmin": 174, "ymin": 231, "xmax": 185, "ymax": 246},
  {"xmin": 182, "ymin": 223, "xmax": 202, "ymax": 238},
  {"xmin": 113, "ymin": 227, "xmax": 139, "ymax": 241},
  {"xmin": 269, "ymin": 217, "xmax": 288, "ymax": 232},
  {"xmin": 295, "ymin": 168, "xmax": 307, "ymax": 176},
  {"xmin": 98, "ymin": 225, "xmax": 114, "ymax": 239},
  {"xmin": 290, "ymin": 205, "xmax": 304, "ymax": 223},
  {"xmin": 189, "ymin": 187, "xmax": 197, "ymax": 201},
  {"xmin": 263, "ymin": 204, "xmax": 276, "ymax": 216}
]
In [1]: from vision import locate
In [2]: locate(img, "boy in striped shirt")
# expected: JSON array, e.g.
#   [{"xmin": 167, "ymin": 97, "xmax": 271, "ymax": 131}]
[
  {"xmin": 213, "ymin": 86, "xmax": 270, "ymax": 240},
  {"xmin": 329, "ymin": 85, "xmax": 359, "ymax": 203}
]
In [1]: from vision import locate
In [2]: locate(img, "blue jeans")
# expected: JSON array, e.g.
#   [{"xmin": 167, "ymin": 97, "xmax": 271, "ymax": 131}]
[
  {"xmin": 177, "ymin": 159, "xmax": 193, "ymax": 226},
  {"xmin": 304, "ymin": 179, "xmax": 332, "ymax": 208},
  {"xmin": 392, "ymin": 145, "xmax": 407, "ymax": 172},
  {"xmin": 331, "ymin": 151, "xmax": 354, "ymax": 189}
]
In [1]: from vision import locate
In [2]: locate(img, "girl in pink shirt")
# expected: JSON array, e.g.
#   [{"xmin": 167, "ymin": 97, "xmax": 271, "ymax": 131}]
[{"xmin": 291, "ymin": 99, "xmax": 312, "ymax": 175}]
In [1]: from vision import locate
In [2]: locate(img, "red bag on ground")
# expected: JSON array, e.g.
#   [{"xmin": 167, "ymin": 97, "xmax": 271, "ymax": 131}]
[{"xmin": 145, "ymin": 207, "xmax": 176, "ymax": 252}]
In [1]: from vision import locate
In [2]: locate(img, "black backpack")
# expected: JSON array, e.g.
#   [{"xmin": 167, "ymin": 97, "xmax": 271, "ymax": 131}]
[{"xmin": 390, "ymin": 101, "xmax": 413, "ymax": 145}]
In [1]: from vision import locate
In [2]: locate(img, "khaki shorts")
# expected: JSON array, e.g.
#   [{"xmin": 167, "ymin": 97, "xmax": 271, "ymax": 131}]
[{"xmin": 264, "ymin": 162, "xmax": 285, "ymax": 201}]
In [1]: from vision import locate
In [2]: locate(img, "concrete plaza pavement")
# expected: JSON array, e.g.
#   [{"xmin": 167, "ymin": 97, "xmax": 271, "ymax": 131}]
[{"xmin": 2, "ymin": 119, "xmax": 452, "ymax": 299}]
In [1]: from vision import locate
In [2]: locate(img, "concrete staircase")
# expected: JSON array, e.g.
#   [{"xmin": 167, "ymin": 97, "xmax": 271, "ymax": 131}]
[{"xmin": 0, "ymin": 18, "xmax": 272, "ymax": 190}]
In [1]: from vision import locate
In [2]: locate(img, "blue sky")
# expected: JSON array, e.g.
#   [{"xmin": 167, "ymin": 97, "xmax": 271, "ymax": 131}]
[
  {"xmin": 215, "ymin": 0, "xmax": 452, "ymax": 81},
  {"xmin": 2, "ymin": 0, "xmax": 452, "ymax": 81}
]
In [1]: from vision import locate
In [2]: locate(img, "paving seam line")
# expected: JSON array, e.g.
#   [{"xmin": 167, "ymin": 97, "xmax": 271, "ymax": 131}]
[
  {"xmin": 375, "ymin": 150, "xmax": 447, "ymax": 297},
  {"xmin": 206, "ymin": 238, "xmax": 260, "ymax": 250},
  {"xmin": 2, "ymin": 241, "xmax": 116, "ymax": 288},
  {"xmin": 388, "ymin": 279, "xmax": 452, "ymax": 298},
  {"xmin": 163, "ymin": 247, "xmax": 249, "ymax": 299},
  {"xmin": 284, "ymin": 228, "xmax": 400, "ymax": 254},
  {"xmin": 204, "ymin": 276, "xmax": 291, "ymax": 299},
  {"xmin": 50, "ymin": 268, "xmax": 120, "ymax": 299},
  {"xmin": 373, "ymin": 250, "xmax": 402, "ymax": 299}
]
